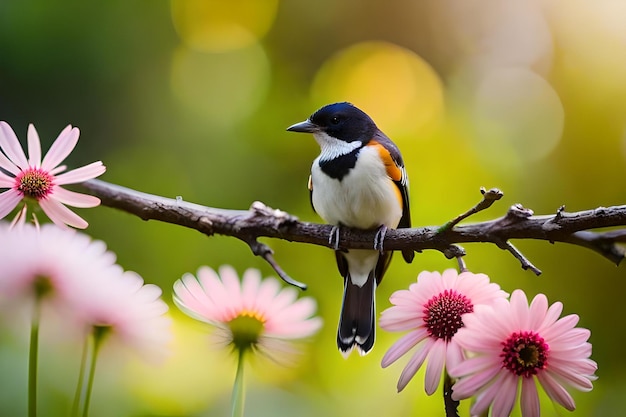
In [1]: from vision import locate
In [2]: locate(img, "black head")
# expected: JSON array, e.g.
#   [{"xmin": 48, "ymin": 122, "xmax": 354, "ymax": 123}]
[{"xmin": 287, "ymin": 102, "xmax": 377, "ymax": 143}]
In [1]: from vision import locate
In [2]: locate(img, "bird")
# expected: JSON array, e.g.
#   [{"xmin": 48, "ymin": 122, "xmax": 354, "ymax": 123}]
[{"xmin": 287, "ymin": 102, "xmax": 413, "ymax": 356}]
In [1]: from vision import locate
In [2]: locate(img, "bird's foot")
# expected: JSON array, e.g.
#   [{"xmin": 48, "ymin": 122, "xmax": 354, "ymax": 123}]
[
  {"xmin": 329, "ymin": 225, "xmax": 341, "ymax": 250},
  {"xmin": 373, "ymin": 225, "xmax": 388, "ymax": 253}
]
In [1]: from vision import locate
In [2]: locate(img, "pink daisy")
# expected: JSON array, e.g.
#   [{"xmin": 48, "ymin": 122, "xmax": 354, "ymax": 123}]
[
  {"xmin": 449, "ymin": 290, "xmax": 597, "ymax": 417},
  {"xmin": 380, "ymin": 269, "xmax": 508, "ymax": 394},
  {"xmin": 71, "ymin": 270, "xmax": 172, "ymax": 359},
  {"xmin": 0, "ymin": 223, "xmax": 171, "ymax": 355},
  {"xmin": 0, "ymin": 222, "xmax": 117, "ymax": 312},
  {"xmin": 173, "ymin": 265, "xmax": 323, "ymax": 356},
  {"xmin": 0, "ymin": 121, "xmax": 106, "ymax": 229}
]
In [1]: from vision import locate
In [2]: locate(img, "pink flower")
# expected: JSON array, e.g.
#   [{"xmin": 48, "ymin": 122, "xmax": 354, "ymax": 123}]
[
  {"xmin": 449, "ymin": 290, "xmax": 597, "ymax": 417},
  {"xmin": 73, "ymin": 270, "xmax": 172, "ymax": 359},
  {"xmin": 0, "ymin": 223, "xmax": 171, "ymax": 357},
  {"xmin": 173, "ymin": 265, "xmax": 323, "ymax": 356},
  {"xmin": 0, "ymin": 223, "xmax": 117, "ymax": 311},
  {"xmin": 380, "ymin": 269, "xmax": 508, "ymax": 394},
  {"xmin": 0, "ymin": 121, "xmax": 106, "ymax": 228}
]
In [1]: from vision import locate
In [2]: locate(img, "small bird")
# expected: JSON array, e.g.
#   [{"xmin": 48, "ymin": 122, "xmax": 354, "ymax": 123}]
[{"xmin": 287, "ymin": 102, "xmax": 413, "ymax": 356}]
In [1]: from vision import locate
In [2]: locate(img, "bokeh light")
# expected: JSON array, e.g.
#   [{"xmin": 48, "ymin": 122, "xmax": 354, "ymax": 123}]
[
  {"xmin": 170, "ymin": 0, "xmax": 279, "ymax": 53},
  {"xmin": 170, "ymin": 43, "xmax": 270, "ymax": 127},
  {"xmin": 311, "ymin": 41, "xmax": 445, "ymax": 137},
  {"xmin": 546, "ymin": 0, "xmax": 626, "ymax": 108},
  {"xmin": 469, "ymin": 67, "xmax": 564, "ymax": 169},
  {"xmin": 446, "ymin": 0, "xmax": 553, "ymax": 75}
]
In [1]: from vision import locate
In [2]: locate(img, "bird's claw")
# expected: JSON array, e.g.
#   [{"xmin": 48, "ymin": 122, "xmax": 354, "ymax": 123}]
[{"xmin": 374, "ymin": 225, "xmax": 388, "ymax": 253}]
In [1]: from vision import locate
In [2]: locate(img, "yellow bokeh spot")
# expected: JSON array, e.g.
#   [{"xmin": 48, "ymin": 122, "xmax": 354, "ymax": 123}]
[
  {"xmin": 311, "ymin": 41, "xmax": 445, "ymax": 137},
  {"xmin": 170, "ymin": 43, "xmax": 270, "ymax": 127},
  {"xmin": 171, "ymin": 0, "xmax": 279, "ymax": 52}
]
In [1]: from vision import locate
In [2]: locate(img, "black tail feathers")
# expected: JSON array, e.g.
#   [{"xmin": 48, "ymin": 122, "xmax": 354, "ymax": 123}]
[{"xmin": 336, "ymin": 272, "xmax": 376, "ymax": 356}]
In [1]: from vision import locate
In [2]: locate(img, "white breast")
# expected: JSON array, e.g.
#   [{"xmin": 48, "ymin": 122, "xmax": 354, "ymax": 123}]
[{"xmin": 311, "ymin": 145, "xmax": 403, "ymax": 230}]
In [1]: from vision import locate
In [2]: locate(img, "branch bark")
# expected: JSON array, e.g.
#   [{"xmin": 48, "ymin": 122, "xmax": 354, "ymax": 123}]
[{"xmin": 80, "ymin": 179, "xmax": 626, "ymax": 287}]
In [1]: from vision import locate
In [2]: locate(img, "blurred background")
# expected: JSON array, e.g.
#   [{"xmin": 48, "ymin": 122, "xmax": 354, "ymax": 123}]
[{"xmin": 1, "ymin": 0, "xmax": 626, "ymax": 416}]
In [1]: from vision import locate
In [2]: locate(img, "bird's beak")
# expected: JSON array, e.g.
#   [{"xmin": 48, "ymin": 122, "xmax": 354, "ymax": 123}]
[{"xmin": 286, "ymin": 120, "xmax": 319, "ymax": 133}]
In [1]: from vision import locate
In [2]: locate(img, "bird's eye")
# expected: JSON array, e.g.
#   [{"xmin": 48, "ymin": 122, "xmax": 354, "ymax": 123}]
[{"xmin": 330, "ymin": 116, "xmax": 340, "ymax": 125}]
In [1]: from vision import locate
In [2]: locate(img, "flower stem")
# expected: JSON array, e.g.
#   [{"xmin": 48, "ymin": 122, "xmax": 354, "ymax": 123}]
[
  {"xmin": 231, "ymin": 349, "xmax": 246, "ymax": 417},
  {"xmin": 28, "ymin": 302, "xmax": 41, "ymax": 417},
  {"xmin": 81, "ymin": 327, "xmax": 106, "ymax": 417},
  {"xmin": 71, "ymin": 334, "xmax": 90, "ymax": 417},
  {"xmin": 443, "ymin": 371, "xmax": 460, "ymax": 417}
]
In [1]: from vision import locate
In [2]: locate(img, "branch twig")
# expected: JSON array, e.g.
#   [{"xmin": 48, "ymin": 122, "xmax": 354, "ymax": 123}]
[
  {"xmin": 80, "ymin": 180, "xmax": 626, "ymax": 287},
  {"xmin": 440, "ymin": 187, "xmax": 504, "ymax": 231}
]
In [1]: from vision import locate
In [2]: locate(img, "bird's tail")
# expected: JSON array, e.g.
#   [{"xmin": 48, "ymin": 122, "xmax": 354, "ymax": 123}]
[{"xmin": 337, "ymin": 271, "xmax": 376, "ymax": 356}]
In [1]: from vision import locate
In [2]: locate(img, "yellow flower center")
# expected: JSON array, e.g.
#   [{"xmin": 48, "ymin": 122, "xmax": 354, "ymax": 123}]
[
  {"xmin": 33, "ymin": 274, "xmax": 54, "ymax": 300},
  {"xmin": 17, "ymin": 169, "xmax": 53, "ymax": 200},
  {"xmin": 227, "ymin": 311, "xmax": 266, "ymax": 352}
]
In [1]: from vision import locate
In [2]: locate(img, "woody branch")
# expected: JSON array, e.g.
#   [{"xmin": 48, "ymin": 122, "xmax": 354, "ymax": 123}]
[{"xmin": 81, "ymin": 179, "xmax": 626, "ymax": 289}]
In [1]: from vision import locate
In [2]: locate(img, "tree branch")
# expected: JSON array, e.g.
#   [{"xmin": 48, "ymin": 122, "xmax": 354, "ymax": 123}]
[{"xmin": 80, "ymin": 179, "xmax": 626, "ymax": 287}]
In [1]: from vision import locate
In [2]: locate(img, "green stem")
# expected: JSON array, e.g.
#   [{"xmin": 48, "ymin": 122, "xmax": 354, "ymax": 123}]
[
  {"xmin": 231, "ymin": 349, "xmax": 247, "ymax": 417},
  {"xmin": 28, "ymin": 302, "xmax": 41, "ymax": 417},
  {"xmin": 71, "ymin": 334, "xmax": 90, "ymax": 417},
  {"xmin": 81, "ymin": 327, "xmax": 106, "ymax": 417}
]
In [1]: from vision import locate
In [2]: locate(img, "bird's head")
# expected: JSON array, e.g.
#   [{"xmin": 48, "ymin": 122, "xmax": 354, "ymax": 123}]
[{"xmin": 287, "ymin": 102, "xmax": 377, "ymax": 148}]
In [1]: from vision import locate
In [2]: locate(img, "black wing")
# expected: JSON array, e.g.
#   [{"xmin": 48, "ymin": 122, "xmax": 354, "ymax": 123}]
[{"xmin": 371, "ymin": 131, "xmax": 414, "ymax": 263}]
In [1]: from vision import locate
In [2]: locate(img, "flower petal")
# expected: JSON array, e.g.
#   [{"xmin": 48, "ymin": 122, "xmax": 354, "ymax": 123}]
[
  {"xmin": 0, "ymin": 121, "xmax": 28, "ymax": 170},
  {"xmin": 537, "ymin": 371, "xmax": 576, "ymax": 411},
  {"xmin": 27, "ymin": 124, "xmax": 42, "ymax": 168},
  {"xmin": 196, "ymin": 266, "xmax": 234, "ymax": 319},
  {"xmin": 509, "ymin": 289, "xmax": 530, "ymax": 329},
  {"xmin": 0, "ymin": 171, "xmax": 16, "ymax": 188},
  {"xmin": 173, "ymin": 266, "xmax": 321, "ymax": 353},
  {"xmin": 54, "ymin": 161, "xmax": 106, "ymax": 185},
  {"xmin": 521, "ymin": 377, "xmax": 540, "ymax": 417},
  {"xmin": 39, "ymin": 198, "xmax": 88, "ymax": 229},
  {"xmin": 469, "ymin": 371, "xmax": 507, "ymax": 415},
  {"xmin": 240, "ymin": 268, "xmax": 262, "ymax": 312},
  {"xmin": 548, "ymin": 327, "xmax": 591, "ymax": 351},
  {"xmin": 541, "ymin": 313, "xmax": 579, "ymax": 340},
  {"xmin": 255, "ymin": 276, "xmax": 281, "ymax": 305},
  {"xmin": 536, "ymin": 299, "xmax": 564, "ymax": 333},
  {"xmin": 9, "ymin": 204, "xmax": 28, "ymax": 228},
  {"xmin": 51, "ymin": 187, "xmax": 101, "ymax": 208},
  {"xmin": 491, "ymin": 373, "xmax": 518, "ymax": 417},
  {"xmin": 274, "ymin": 297, "xmax": 318, "ymax": 322},
  {"xmin": 381, "ymin": 328, "xmax": 428, "ymax": 367},
  {"xmin": 448, "ymin": 354, "xmax": 498, "ymax": 379},
  {"xmin": 379, "ymin": 315, "xmax": 423, "ymax": 332},
  {"xmin": 0, "ymin": 149, "xmax": 21, "ymax": 176},
  {"xmin": 267, "ymin": 316, "xmax": 323, "ymax": 339},
  {"xmin": 397, "ymin": 338, "xmax": 435, "ymax": 392},
  {"xmin": 445, "ymin": 340, "xmax": 465, "ymax": 370},
  {"xmin": 424, "ymin": 340, "xmax": 446, "ymax": 395},
  {"xmin": 0, "ymin": 189, "xmax": 23, "ymax": 219},
  {"xmin": 173, "ymin": 276, "xmax": 220, "ymax": 323},
  {"xmin": 40, "ymin": 125, "xmax": 78, "ymax": 171},
  {"xmin": 548, "ymin": 364, "xmax": 595, "ymax": 392},
  {"xmin": 528, "ymin": 293, "xmax": 549, "ymax": 329},
  {"xmin": 450, "ymin": 361, "xmax": 501, "ymax": 399},
  {"xmin": 548, "ymin": 356, "xmax": 597, "ymax": 378}
]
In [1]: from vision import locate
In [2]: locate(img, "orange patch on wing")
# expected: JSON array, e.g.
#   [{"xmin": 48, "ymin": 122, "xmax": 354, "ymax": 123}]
[{"xmin": 369, "ymin": 141, "xmax": 403, "ymax": 181}]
